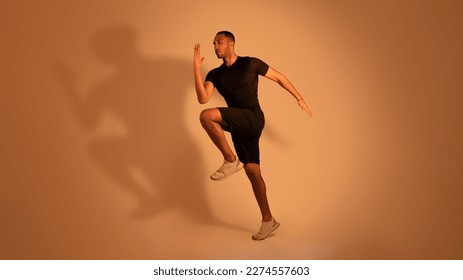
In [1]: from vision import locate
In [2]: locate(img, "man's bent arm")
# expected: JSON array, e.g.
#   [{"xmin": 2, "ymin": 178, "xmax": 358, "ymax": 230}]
[
  {"xmin": 194, "ymin": 69, "xmax": 214, "ymax": 104},
  {"xmin": 265, "ymin": 67, "xmax": 302, "ymax": 100},
  {"xmin": 265, "ymin": 67, "xmax": 312, "ymax": 116},
  {"xmin": 193, "ymin": 43, "xmax": 214, "ymax": 104}
]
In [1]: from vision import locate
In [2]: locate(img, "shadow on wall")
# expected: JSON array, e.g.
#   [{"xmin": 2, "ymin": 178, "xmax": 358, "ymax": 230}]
[{"xmin": 55, "ymin": 24, "xmax": 246, "ymax": 231}]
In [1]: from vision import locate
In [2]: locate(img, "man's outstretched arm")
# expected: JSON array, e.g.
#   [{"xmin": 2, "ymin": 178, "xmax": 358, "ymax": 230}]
[
  {"xmin": 264, "ymin": 67, "xmax": 312, "ymax": 117},
  {"xmin": 193, "ymin": 43, "xmax": 215, "ymax": 104}
]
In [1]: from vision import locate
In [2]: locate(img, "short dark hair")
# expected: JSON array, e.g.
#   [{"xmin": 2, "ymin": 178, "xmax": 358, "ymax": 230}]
[{"xmin": 216, "ymin": 31, "xmax": 235, "ymax": 43}]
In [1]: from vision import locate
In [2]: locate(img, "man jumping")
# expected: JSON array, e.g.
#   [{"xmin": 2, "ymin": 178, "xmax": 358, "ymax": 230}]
[{"xmin": 193, "ymin": 31, "xmax": 311, "ymax": 240}]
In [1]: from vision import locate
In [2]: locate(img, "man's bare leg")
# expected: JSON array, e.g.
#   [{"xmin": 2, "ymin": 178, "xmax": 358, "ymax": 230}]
[
  {"xmin": 245, "ymin": 163, "xmax": 279, "ymax": 240},
  {"xmin": 199, "ymin": 108, "xmax": 235, "ymax": 162},
  {"xmin": 244, "ymin": 163, "xmax": 273, "ymax": 222}
]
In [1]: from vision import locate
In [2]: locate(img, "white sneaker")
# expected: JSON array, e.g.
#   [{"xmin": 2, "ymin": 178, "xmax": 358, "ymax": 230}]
[
  {"xmin": 210, "ymin": 157, "xmax": 243, "ymax": 181},
  {"xmin": 252, "ymin": 218, "xmax": 280, "ymax": 240}
]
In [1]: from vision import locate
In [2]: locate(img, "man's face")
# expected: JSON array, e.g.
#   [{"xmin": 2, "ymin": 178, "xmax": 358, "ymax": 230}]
[{"xmin": 213, "ymin": 34, "xmax": 233, "ymax": 58}]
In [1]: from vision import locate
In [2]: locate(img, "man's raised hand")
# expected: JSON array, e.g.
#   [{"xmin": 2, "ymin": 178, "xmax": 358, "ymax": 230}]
[{"xmin": 193, "ymin": 43, "xmax": 205, "ymax": 69}]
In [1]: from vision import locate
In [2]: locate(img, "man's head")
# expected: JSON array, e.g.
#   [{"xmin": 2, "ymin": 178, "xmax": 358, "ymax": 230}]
[{"xmin": 213, "ymin": 31, "xmax": 235, "ymax": 59}]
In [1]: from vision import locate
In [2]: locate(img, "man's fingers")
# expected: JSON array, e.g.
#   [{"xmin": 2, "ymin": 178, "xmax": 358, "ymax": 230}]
[
  {"xmin": 299, "ymin": 102, "xmax": 312, "ymax": 117},
  {"xmin": 304, "ymin": 107, "xmax": 312, "ymax": 117}
]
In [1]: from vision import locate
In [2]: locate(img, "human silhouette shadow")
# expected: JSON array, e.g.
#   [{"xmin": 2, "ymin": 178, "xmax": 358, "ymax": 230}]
[{"xmin": 54, "ymin": 24, "xmax": 250, "ymax": 232}]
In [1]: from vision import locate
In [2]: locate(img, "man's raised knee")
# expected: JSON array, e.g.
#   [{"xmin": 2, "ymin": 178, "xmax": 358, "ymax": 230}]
[
  {"xmin": 199, "ymin": 109, "xmax": 212, "ymax": 125},
  {"xmin": 200, "ymin": 108, "xmax": 221, "ymax": 126}
]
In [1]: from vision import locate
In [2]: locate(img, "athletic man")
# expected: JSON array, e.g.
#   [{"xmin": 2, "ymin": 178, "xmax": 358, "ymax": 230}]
[{"xmin": 193, "ymin": 31, "xmax": 311, "ymax": 240}]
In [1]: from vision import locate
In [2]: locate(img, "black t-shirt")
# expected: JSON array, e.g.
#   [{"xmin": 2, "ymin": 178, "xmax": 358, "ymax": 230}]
[{"xmin": 205, "ymin": 56, "xmax": 269, "ymax": 109}]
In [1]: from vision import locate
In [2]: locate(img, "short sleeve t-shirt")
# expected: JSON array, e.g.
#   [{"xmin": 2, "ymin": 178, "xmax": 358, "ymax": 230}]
[{"xmin": 205, "ymin": 56, "xmax": 269, "ymax": 109}]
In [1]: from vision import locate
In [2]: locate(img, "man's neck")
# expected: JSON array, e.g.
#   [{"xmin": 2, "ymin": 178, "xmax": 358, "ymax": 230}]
[{"xmin": 223, "ymin": 53, "xmax": 238, "ymax": 66}]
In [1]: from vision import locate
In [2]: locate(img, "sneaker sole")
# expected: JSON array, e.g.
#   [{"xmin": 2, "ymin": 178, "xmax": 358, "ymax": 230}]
[{"xmin": 210, "ymin": 162, "xmax": 244, "ymax": 181}]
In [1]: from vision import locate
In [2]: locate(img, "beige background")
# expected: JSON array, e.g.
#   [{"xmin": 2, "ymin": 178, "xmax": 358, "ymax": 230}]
[{"xmin": 1, "ymin": 0, "xmax": 462, "ymax": 259}]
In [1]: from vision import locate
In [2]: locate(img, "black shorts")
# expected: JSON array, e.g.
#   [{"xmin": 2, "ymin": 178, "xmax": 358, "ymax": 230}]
[{"xmin": 218, "ymin": 106, "xmax": 265, "ymax": 164}]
